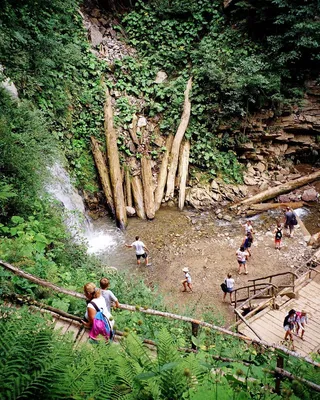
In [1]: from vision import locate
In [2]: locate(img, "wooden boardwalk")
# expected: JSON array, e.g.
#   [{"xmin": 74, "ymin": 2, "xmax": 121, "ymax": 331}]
[{"xmin": 238, "ymin": 281, "xmax": 320, "ymax": 357}]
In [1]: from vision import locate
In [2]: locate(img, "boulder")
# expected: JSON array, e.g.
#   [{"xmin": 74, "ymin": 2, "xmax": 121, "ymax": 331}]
[
  {"xmin": 137, "ymin": 117, "xmax": 147, "ymax": 127},
  {"xmin": 223, "ymin": 214, "xmax": 232, "ymax": 222},
  {"xmin": 211, "ymin": 180, "xmax": 219, "ymax": 191},
  {"xmin": 302, "ymin": 188, "xmax": 318, "ymax": 202},
  {"xmin": 89, "ymin": 26, "xmax": 103, "ymax": 47},
  {"xmin": 255, "ymin": 162, "xmax": 266, "ymax": 173},
  {"xmin": 243, "ymin": 175, "xmax": 258, "ymax": 186},
  {"xmin": 154, "ymin": 71, "xmax": 168, "ymax": 83},
  {"xmin": 126, "ymin": 206, "xmax": 136, "ymax": 217}
]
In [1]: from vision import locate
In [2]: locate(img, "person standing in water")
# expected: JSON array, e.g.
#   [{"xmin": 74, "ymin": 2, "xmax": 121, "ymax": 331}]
[{"xmin": 125, "ymin": 236, "xmax": 151, "ymax": 266}]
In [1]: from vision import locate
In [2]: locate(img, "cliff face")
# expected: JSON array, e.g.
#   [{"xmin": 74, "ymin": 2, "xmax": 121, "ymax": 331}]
[{"xmin": 229, "ymin": 81, "xmax": 320, "ymax": 165}]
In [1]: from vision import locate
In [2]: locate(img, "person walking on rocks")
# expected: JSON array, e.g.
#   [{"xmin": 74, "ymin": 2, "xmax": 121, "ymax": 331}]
[
  {"xmin": 236, "ymin": 246, "xmax": 249, "ymax": 275},
  {"xmin": 181, "ymin": 267, "xmax": 193, "ymax": 293},
  {"xmin": 244, "ymin": 220, "xmax": 254, "ymax": 235},
  {"xmin": 242, "ymin": 231, "xmax": 253, "ymax": 257},
  {"xmin": 274, "ymin": 222, "xmax": 283, "ymax": 250},
  {"xmin": 125, "ymin": 236, "xmax": 151, "ymax": 266},
  {"xmin": 284, "ymin": 207, "xmax": 297, "ymax": 238},
  {"xmin": 222, "ymin": 273, "xmax": 235, "ymax": 303}
]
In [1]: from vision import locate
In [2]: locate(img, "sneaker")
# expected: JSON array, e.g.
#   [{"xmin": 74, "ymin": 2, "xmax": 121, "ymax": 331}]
[
  {"xmin": 146, "ymin": 263, "xmax": 152, "ymax": 267},
  {"xmin": 245, "ymin": 271, "xmax": 248, "ymax": 275}
]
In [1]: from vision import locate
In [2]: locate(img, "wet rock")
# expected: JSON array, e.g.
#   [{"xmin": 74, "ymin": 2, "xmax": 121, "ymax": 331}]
[
  {"xmin": 126, "ymin": 206, "xmax": 136, "ymax": 217},
  {"xmin": 302, "ymin": 188, "xmax": 318, "ymax": 202}
]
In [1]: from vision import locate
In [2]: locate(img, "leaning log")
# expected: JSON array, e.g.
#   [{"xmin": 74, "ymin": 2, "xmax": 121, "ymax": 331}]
[
  {"xmin": 129, "ymin": 114, "xmax": 139, "ymax": 145},
  {"xmin": 141, "ymin": 157, "xmax": 155, "ymax": 219},
  {"xmin": 104, "ymin": 88, "xmax": 127, "ymax": 229},
  {"xmin": 125, "ymin": 168, "xmax": 133, "ymax": 208},
  {"xmin": 90, "ymin": 136, "xmax": 115, "ymax": 216},
  {"xmin": 131, "ymin": 175, "xmax": 146, "ymax": 219},
  {"xmin": 178, "ymin": 140, "xmax": 190, "ymax": 210},
  {"xmin": 165, "ymin": 77, "xmax": 192, "ymax": 201},
  {"xmin": 154, "ymin": 135, "xmax": 174, "ymax": 211},
  {"xmin": 231, "ymin": 169, "xmax": 320, "ymax": 210}
]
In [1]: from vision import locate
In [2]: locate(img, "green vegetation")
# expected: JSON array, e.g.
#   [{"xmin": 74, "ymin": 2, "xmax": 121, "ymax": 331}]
[
  {"xmin": 1, "ymin": 307, "xmax": 319, "ymax": 399},
  {"xmin": 0, "ymin": 0, "xmax": 319, "ymax": 397}
]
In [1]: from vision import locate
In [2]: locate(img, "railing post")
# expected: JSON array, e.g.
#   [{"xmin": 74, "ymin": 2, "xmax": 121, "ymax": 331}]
[
  {"xmin": 191, "ymin": 322, "xmax": 199, "ymax": 350},
  {"xmin": 275, "ymin": 355, "xmax": 284, "ymax": 394}
]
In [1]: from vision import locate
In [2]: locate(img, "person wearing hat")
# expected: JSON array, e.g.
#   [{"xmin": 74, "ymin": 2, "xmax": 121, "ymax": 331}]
[
  {"xmin": 295, "ymin": 310, "xmax": 308, "ymax": 340},
  {"xmin": 181, "ymin": 267, "xmax": 193, "ymax": 293}
]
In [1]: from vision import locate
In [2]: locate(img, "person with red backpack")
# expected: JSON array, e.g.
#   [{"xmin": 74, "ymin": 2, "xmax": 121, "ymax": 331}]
[{"xmin": 82, "ymin": 282, "xmax": 114, "ymax": 343}]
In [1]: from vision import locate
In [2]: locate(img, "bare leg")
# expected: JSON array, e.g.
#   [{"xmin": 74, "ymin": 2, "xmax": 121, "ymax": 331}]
[
  {"xmin": 229, "ymin": 292, "xmax": 232, "ymax": 303},
  {"xmin": 182, "ymin": 281, "xmax": 187, "ymax": 292},
  {"xmin": 223, "ymin": 292, "xmax": 227, "ymax": 301},
  {"xmin": 188, "ymin": 283, "xmax": 193, "ymax": 293},
  {"xmin": 301, "ymin": 323, "xmax": 305, "ymax": 339}
]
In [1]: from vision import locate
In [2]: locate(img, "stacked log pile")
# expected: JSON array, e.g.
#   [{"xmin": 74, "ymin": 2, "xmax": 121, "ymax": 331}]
[{"xmin": 91, "ymin": 79, "xmax": 193, "ymax": 228}]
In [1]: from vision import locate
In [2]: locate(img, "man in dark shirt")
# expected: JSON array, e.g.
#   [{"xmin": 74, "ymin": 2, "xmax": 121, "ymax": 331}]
[{"xmin": 284, "ymin": 207, "xmax": 296, "ymax": 237}]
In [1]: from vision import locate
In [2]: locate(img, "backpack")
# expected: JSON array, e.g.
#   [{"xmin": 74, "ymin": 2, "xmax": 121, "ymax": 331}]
[
  {"xmin": 220, "ymin": 281, "xmax": 227, "ymax": 293},
  {"xmin": 291, "ymin": 213, "xmax": 298, "ymax": 225},
  {"xmin": 275, "ymin": 228, "xmax": 282, "ymax": 240},
  {"xmin": 89, "ymin": 301, "xmax": 114, "ymax": 342}
]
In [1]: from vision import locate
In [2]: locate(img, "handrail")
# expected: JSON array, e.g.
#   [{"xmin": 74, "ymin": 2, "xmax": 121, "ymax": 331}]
[
  {"xmin": 234, "ymin": 284, "xmax": 277, "ymax": 311},
  {"xmin": 231, "ymin": 282, "xmax": 277, "ymax": 309},
  {"xmin": 248, "ymin": 271, "xmax": 298, "ymax": 283}
]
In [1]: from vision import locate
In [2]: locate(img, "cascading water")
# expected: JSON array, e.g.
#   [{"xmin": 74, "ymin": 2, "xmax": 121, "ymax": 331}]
[{"xmin": 46, "ymin": 163, "xmax": 123, "ymax": 256}]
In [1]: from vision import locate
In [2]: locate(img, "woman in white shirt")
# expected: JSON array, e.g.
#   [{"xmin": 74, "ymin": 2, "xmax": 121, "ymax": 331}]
[
  {"xmin": 223, "ymin": 273, "xmax": 235, "ymax": 303},
  {"xmin": 82, "ymin": 282, "xmax": 114, "ymax": 341}
]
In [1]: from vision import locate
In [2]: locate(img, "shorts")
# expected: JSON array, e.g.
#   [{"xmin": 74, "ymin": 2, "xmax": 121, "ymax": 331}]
[
  {"xmin": 225, "ymin": 287, "xmax": 233, "ymax": 293},
  {"xmin": 136, "ymin": 253, "xmax": 147, "ymax": 260},
  {"xmin": 275, "ymin": 239, "xmax": 281, "ymax": 245},
  {"xmin": 238, "ymin": 260, "xmax": 246, "ymax": 265},
  {"xmin": 245, "ymin": 243, "xmax": 252, "ymax": 249},
  {"xmin": 284, "ymin": 325, "xmax": 293, "ymax": 332}
]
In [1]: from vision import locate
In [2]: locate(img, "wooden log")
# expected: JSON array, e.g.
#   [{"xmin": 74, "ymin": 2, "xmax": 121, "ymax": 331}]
[
  {"xmin": 125, "ymin": 168, "xmax": 133, "ymax": 208},
  {"xmin": 129, "ymin": 114, "xmax": 139, "ymax": 145},
  {"xmin": 141, "ymin": 157, "xmax": 155, "ymax": 219},
  {"xmin": 165, "ymin": 77, "xmax": 192, "ymax": 201},
  {"xmin": 230, "ymin": 169, "xmax": 320, "ymax": 210},
  {"xmin": 154, "ymin": 135, "xmax": 174, "ymax": 211},
  {"xmin": 178, "ymin": 140, "xmax": 190, "ymax": 210},
  {"xmin": 104, "ymin": 88, "xmax": 127, "ymax": 230},
  {"xmin": 244, "ymin": 201, "xmax": 306, "ymax": 217},
  {"xmin": 131, "ymin": 175, "xmax": 146, "ymax": 219},
  {"xmin": 90, "ymin": 136, "xmax": 115, "ymax": 216},
  {"xmin": 1, "ymin": 259, "xmax": 319, "ymax": 367}
]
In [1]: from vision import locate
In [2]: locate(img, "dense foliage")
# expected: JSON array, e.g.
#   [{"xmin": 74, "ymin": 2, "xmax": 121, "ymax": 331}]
[{"xmin": 1, "ymin": 307, "xmax": 319, "ymax": 400}]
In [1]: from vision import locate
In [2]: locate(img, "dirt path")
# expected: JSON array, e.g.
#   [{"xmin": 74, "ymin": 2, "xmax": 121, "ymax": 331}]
[{"xmin": 125, "ymin": 207, "xmax": 313, "ymax": 326}]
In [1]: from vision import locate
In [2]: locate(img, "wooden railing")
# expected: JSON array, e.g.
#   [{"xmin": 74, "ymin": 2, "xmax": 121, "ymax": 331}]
[{"xmin": 248, "ymin": 271, "xmax": 298, "ymax": 294}]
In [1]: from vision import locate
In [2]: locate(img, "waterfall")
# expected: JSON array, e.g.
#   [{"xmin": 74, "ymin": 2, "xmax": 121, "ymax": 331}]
[{"xmin": 46, "ymin": 163, "xmax": 121, "ymax": 255}]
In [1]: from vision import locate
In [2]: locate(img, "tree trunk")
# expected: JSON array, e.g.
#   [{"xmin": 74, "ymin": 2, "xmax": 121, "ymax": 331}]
[
  {"xmin": 125, "ymin": 168, "xmax": 133, "ymax": 208},
  {"xmin": 177, "ymin": 140, "xmax": 190, "ymax": 210},
  {"xmin": 165, "ymin": 77, "xmax": 192, "ymax": 201},
  {"xmin": 244, "ymin": 201, "xmax": 306, "ymax": 217},
  {"xmin": 141, "ymin": 157, "xmax": 155, "ymax": 219},
  {"xmin": 131, "ymin": 175, "xmax": 146, "ymax": 219},
  {"xmin": 90, "ymin": 136, "xmax": 115, "ymax": 216},
  {"xmin": 231, "ymin": 170, "xmax": 320, "ymax": 210},
  {"xmin": 104, "ymin": 88, "xmax": 127, "ymax": 230},
  {"xmin": 154, "ymin": 135, "xmax": 174, "ymax": 211}
]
